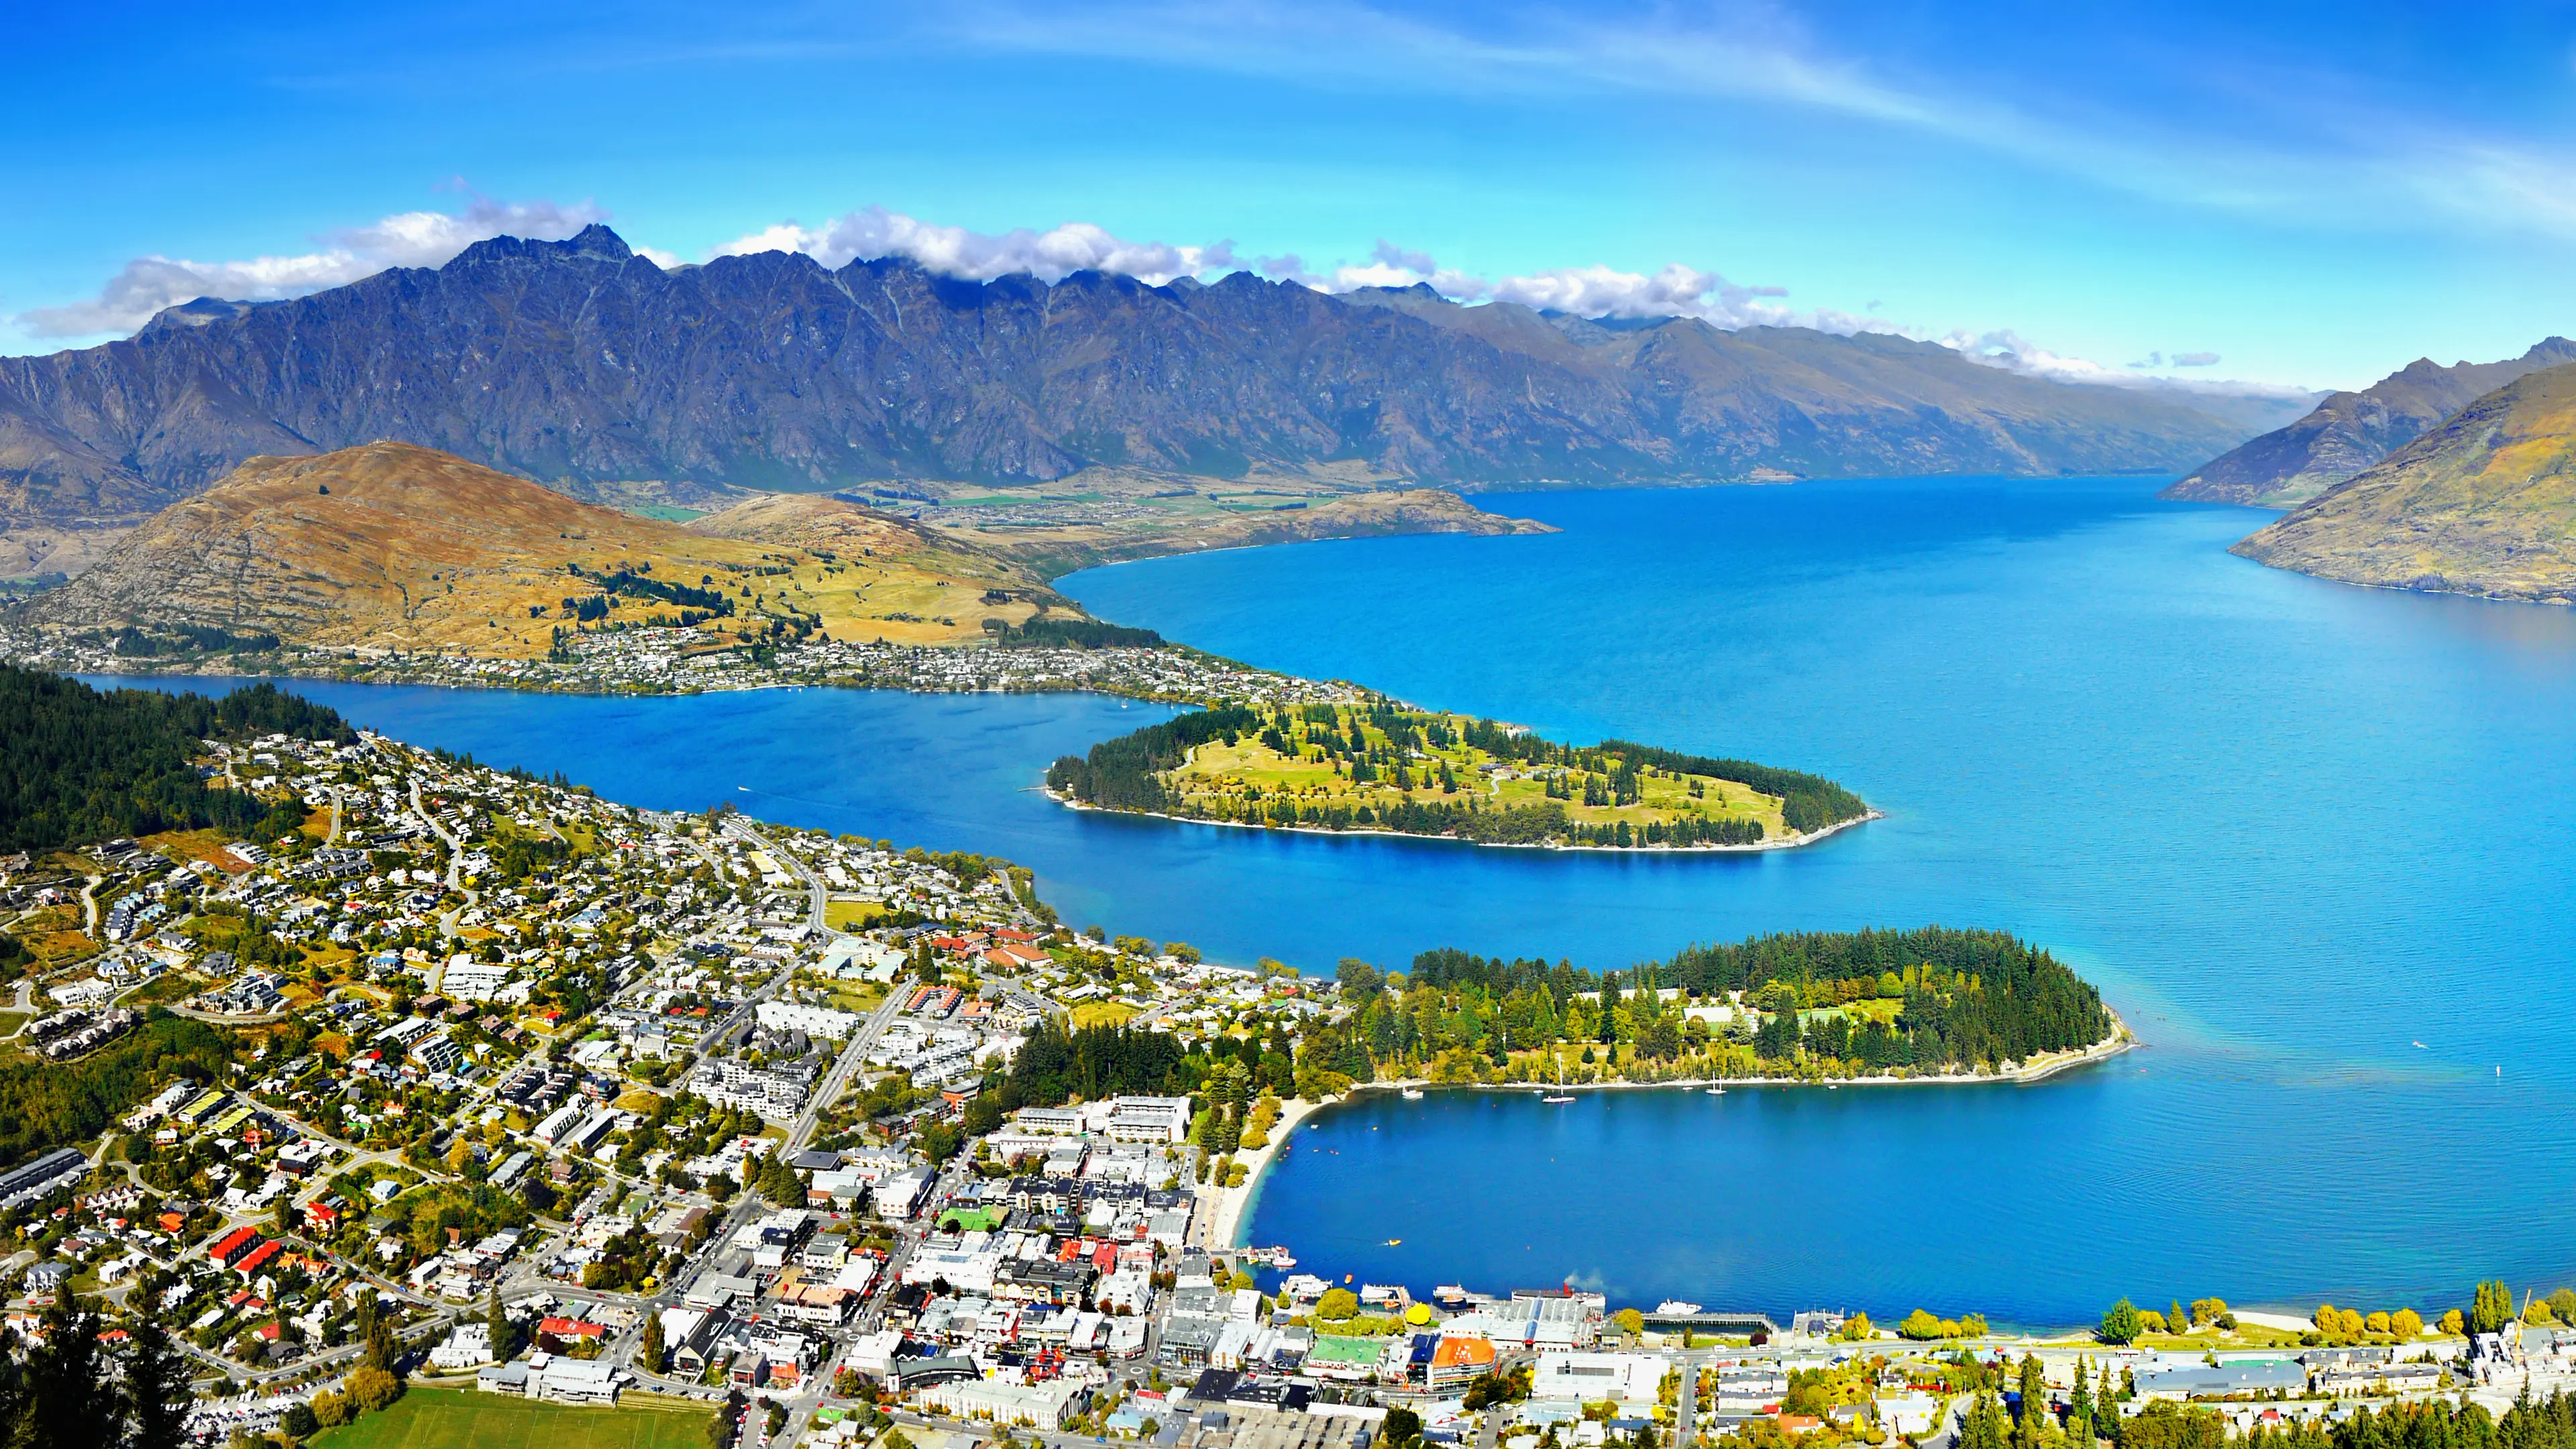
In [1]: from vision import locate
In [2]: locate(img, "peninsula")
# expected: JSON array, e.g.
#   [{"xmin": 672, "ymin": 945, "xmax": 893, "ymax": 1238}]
[{"xmin": 1046, "ymin": 702, "xmax": 1874, "ymax": 849}]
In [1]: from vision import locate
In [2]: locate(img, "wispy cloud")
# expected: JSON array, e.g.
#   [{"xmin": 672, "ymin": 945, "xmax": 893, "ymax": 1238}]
[
  {"xmin": 938, "ymin": 0, "xmax": 2576, "ymax": 241},
  {"xmin": 18, "ymin": 193, "xmax": 608, "ymax": 338}
]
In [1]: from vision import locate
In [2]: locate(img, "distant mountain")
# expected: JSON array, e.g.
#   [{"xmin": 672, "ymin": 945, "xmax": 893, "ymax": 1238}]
[
  {"xmin": 11, "ymin": 441, "xmax": 1062, "ymax": 652},
  {"xmin": 0, "ymin": 226, "xmax": 2271, "ymax": 560},
  {"xmin": 2164, "ymin": 338, "xmax": 2576, "ymax": 508},
  {"xmin": 2231, "ymin": 362, "xmax": 2576, "ymax": 604}
]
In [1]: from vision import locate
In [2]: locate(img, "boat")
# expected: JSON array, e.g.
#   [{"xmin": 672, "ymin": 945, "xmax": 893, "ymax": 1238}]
[
  {"xmin": 1542, "ymin": 1093, "xmax": 1575, "ymax": 1104},
  {"xmin": 1706, "ymin": 1085, "xmax": 1725, "ymax": 1095},
  {"xmin": 1540, "ymin": 1053, "xmax": 1576, "ymax": 1104},
  {"xmin": 1400, "ymin": 1087, "xmax": 1425, "ymax": 1101},
  {"xmin": 1384, "ymin": 1238, "xmax": 1403, "ymax": 1246},
  {"xmin": 1657, "ymin": 1299, "xmax": 1704, "ymax": 1316}
]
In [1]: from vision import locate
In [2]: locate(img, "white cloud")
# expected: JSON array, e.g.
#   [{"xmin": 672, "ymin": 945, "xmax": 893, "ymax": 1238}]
[
  {"xmin": 706, "ymin": 206, "xmax": 1234, "ymax": 284},
  {"xmin": 19, "ymin": 195, "xmax": 608, "ymax": 339},
  {"xmin": 2171, "ymin": 351, "xmax": 2221, "ymax": 367}
]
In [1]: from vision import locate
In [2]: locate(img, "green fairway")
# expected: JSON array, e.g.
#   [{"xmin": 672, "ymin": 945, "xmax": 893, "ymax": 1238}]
[{"xmin": 313, "ymin": 1388, "xmax": 714, "ymax": 1449}]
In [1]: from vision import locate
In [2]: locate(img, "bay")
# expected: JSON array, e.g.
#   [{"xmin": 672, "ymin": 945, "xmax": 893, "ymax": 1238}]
[{"xmin": 97, "ymin": 473, "xmax": 2576, "ymax": 1324}]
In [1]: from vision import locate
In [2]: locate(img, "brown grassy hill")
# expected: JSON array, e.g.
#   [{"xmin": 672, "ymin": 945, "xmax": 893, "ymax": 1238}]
[
  {"xmin": 10, "ymin": 441, "xmax": 1064, "ymax": 653},
  {"xmin": 2231, "ymin": 363, "xmax": 2576, "ymax": 604},
  {"xmin": 2166, "ymin": 337, "xmax": 2576, "ymax": 507}
]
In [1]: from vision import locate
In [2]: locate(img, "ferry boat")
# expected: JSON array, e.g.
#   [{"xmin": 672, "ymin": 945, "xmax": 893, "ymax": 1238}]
[{"xmin": 1657, "ymin": 1299, "xmax": 1704, "ymax": 1316}]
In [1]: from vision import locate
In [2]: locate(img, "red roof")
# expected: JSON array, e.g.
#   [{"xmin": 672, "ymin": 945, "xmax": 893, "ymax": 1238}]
[
  {"xmin": 538, "ymin": 1316, "xmax": 608, "ymax": 1339},
  {"xmin": 1431, "ymin": 1336, "xmax": 1495, "ymax": 1370},
  {"xmin": 209, "ymin": 1226, "xmax": 261, "ymax": 1263},
  {"xmin": 233, "ymin": 1240, "xmax": 284, "ymax": 1276}
]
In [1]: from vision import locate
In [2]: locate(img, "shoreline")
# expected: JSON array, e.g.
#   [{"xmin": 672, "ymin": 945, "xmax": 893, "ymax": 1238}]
[
  {"xmin": 1049, "ymin": 789, "xmax": 1883, "ymax": 855},
  {"xmin": 1208, "ymin": 1094, "xmax": 1326, "ymax": 1250},
  {"xmin": 1220, "ymin": 1014, "xmax": 2131, "ymax": 1249},
  {"xmin": 1343, "ymin": 1010, "xmax": 2133, "ymax": 1093}
]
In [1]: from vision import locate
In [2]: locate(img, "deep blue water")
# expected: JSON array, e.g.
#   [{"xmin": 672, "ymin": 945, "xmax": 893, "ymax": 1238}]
[{"xmin": 102, "ymin": 474, "xmax": 2576, "ymax": 1326}]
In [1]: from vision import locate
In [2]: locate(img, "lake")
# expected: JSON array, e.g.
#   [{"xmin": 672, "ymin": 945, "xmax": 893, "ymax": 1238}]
[{"xmin": 105, "ymin": 474, "xmax": 2576, "ymax": 1325}]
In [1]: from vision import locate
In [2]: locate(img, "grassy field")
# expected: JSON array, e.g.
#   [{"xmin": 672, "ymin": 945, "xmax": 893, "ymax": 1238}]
[
  {"xmin": 312, "ymin": 1388, "xmax": 712, "ymax": 1449},
  {"xmin": 823, "ymin": 899, "xmax": 883, "ymax": 930},
  {"xmin": 1069, "ymin": 1001, "xmax": 1138, "ymax": 1028},
  {"xmin": 1165, "ymin": 704, "xmax": 1788, "ymax": 839}
]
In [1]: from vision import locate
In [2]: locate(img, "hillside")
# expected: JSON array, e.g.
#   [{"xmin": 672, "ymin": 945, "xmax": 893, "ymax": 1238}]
[
  {"xmin": 0, "ymin": 226, "xmax": 2275, "ymax": 578},
  {"xmin": 2165, "ymin": 338, "xmax": 2576, "ymax": 507},
  {"xmin": 2231, "ymin": 363, "xmax": 2576, "ymax": 604},
  {"xmin": 7, "ymin": 442, "xmax": 1067, "ymax": 654},
  {"xmin": 0, "ymin": 666, "xmax": 352, "ymax": 852}
]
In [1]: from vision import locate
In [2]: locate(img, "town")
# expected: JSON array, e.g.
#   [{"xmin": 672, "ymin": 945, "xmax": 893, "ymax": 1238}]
[
  {"xmin": 0, "ymin": 620, "xmax": 1365, "ymax": 710},
  {"xmin": 0, "ymin": 703, "xmax": 2567, "ymax": 1449}
]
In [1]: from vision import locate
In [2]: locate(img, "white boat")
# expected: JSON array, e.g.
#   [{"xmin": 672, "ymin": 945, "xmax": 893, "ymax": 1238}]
[
  {"xmin": 1657, "ymin": 1299, "xmax": 1704, "ymax": 1316},
  {"xmin": 1542, "ymin": 1093, "xmax": 1574, "ymax": 1104},
  {"xmin": 1707, "ymin": 1085, "xmax": 1725, "ymax": 1095},
  {"xmin": 1400, "ymin": 1087, "xmax": 1425, "ymax": 1101}
]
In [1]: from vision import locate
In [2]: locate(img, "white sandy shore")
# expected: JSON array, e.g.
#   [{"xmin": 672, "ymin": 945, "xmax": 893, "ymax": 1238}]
[{"xmin": 1205, "ymin": 1095, "xmax": 1327, "ymax": 1250}]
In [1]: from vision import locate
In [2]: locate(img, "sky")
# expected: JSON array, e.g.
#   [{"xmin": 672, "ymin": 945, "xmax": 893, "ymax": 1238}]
[{"xmin": 6, "ymin": 0, "xmax": 2575, "ymax": 391}]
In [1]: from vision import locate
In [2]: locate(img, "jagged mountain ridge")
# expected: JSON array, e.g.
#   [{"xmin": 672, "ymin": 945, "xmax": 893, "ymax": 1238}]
[
  {"xmin": 2162, "ymin": 337, "xmax": 2576, "ymax": 508},
  {"xmin": 0, "ymin": 225, "xmax": 2272, "ymax": 536},
  {"xmin": 2231, "ymin": 362, "xmax": 2576, "ymax": 604}
]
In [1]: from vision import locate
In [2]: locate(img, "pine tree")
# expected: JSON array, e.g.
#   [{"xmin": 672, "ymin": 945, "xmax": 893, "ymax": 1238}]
[
  {"xmin": 2015, "ymin": 1354, "xmax": 2049, "ymax": 1449},
  {"xmin": 486, "ymin": 1288, "xmax": 515, "ymax": 1361},
  {"xmin": 17, "ymin": 1298, "xmax": 118, "ymax": 1449},
  {"xmin": 123, "ymin": 1316, "xmax": 196, "ymax": 1449},
  {"xmin": 639, "ymin": 1306, "xmax": 667, "ymax": 1377},
  {"xmin": 1962, "ymin": 1391, "xmax": 2010, "ymax": 1449}
]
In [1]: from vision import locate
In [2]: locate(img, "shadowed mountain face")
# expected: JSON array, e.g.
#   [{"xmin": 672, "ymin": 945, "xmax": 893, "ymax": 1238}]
[
  {"xmin": 0, "ymin": 225, "xmax": 2269, "ymax": 536},
  {"xmin": 2163, "ymin": 337, "xmax": 2576, "ymax": 508},
  {"xmin": 2232, "ymin": 362, "xmax": 2576, "ymax": 604}
]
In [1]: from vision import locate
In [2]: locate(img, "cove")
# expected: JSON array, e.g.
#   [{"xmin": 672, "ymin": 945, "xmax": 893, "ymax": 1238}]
[
  {"xmin": 93, "ymin": 472, "xmax": 2576, "ymax": 1324},
  {"xmin": 1062, "ymin": 475, "xmax": 2576, "ymax": 1326}
]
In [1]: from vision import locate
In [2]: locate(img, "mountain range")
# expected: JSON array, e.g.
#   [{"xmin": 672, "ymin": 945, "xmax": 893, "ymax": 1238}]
[
  {"xmin": 0, "ymin": 225, "xmax": 2292, "ymax": 580},
  {"xmin": 2232, "ymin": 362, "xmax": 2576, "ymax": 604},
  {"xmin": 2163, "ymin": 338, "xmax": 2576, "ymax": 508}
]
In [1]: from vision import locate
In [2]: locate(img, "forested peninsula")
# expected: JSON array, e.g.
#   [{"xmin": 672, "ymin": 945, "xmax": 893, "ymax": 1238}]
[
  {"xmin": 1304, "ymin": 926, "xmax": 2122, "ymax": 1087},
  {"xmin": 0, "ymin": 665, "xmax": 355, "ymax": 852},
  {"xmin": 1045, "ymin": 702, "xmax": 1874, "ymax": 849}
]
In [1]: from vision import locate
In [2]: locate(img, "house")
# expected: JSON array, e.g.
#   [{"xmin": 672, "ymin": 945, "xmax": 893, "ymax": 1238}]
[{"xmin": 429, "ymin": 1322, "xmax": 496, "ymax": 1371}]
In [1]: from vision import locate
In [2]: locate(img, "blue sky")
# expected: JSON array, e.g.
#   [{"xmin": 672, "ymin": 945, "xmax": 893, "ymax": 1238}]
[{"xmin": 7, "ymin": 0, "xmax": 2575, "ymax": 390}]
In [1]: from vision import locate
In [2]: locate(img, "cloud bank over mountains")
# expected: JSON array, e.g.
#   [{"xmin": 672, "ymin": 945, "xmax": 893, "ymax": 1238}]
[
  {"xmin": 21, "ymin": 195, "xmax": 626, "ymax": 338},
  {"xmin": 19, "ymin": 195, "xmax": 2267, "ymax": 394}
]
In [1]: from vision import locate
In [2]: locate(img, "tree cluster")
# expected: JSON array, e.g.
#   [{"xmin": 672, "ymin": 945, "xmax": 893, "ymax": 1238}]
[{"xmin": 0, "ymin": 666, "xmax": 354, "ymax": 851}]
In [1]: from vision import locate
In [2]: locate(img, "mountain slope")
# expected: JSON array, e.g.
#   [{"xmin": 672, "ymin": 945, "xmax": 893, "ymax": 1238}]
[
  {"xmin": 2231, "ymin": 362, "xmax": 2576, "ymax": 603},
  {"xmin": 0, "ymin": 226, "xmax": 2269, "ymax": 557},
  {"xmin": 2165, "ymin": 338, "xmax": 2576, "ymax": 507},
  {"xmin": 9, "ymin": 441, "xmax": 1065, "ymax": 651}
]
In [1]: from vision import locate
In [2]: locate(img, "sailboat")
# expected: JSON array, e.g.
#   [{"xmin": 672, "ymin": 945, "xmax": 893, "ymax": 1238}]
[
  {"xmin": 1705, "ymin": 1084, "xmax": 1725, "ymax": 1095},
  {"xmin": 1542, "ymin": 1053, "xmax": 1575, "ymax": 1104}
]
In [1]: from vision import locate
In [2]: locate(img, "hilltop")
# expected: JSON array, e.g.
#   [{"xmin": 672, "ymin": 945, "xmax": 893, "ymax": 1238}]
[
  {"xmin": 6, "ymin": 441, "xmax": 1068, "ymax": 655},
  {"xmin": 2165, "ymin": 338, "xmax": 2576, "ymax": 508},
  {"xmin": 0, "ymin": 225, "xmax": 2283, "ymax": 579},
  {"xmin": 2231, "ymin": 362, "xmax": 2576, "ymax": 604}
]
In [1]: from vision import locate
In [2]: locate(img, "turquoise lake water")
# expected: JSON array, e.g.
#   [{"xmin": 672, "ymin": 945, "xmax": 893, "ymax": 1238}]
[{"xmin": 109, "ymin": 474, "xmax": 2576, "ymax": 1325}]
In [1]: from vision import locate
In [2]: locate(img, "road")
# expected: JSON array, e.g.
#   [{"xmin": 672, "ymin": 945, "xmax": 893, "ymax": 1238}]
[{"xmin": 409, "ymin": 778, "xmax": 480, "ymax": 991}]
